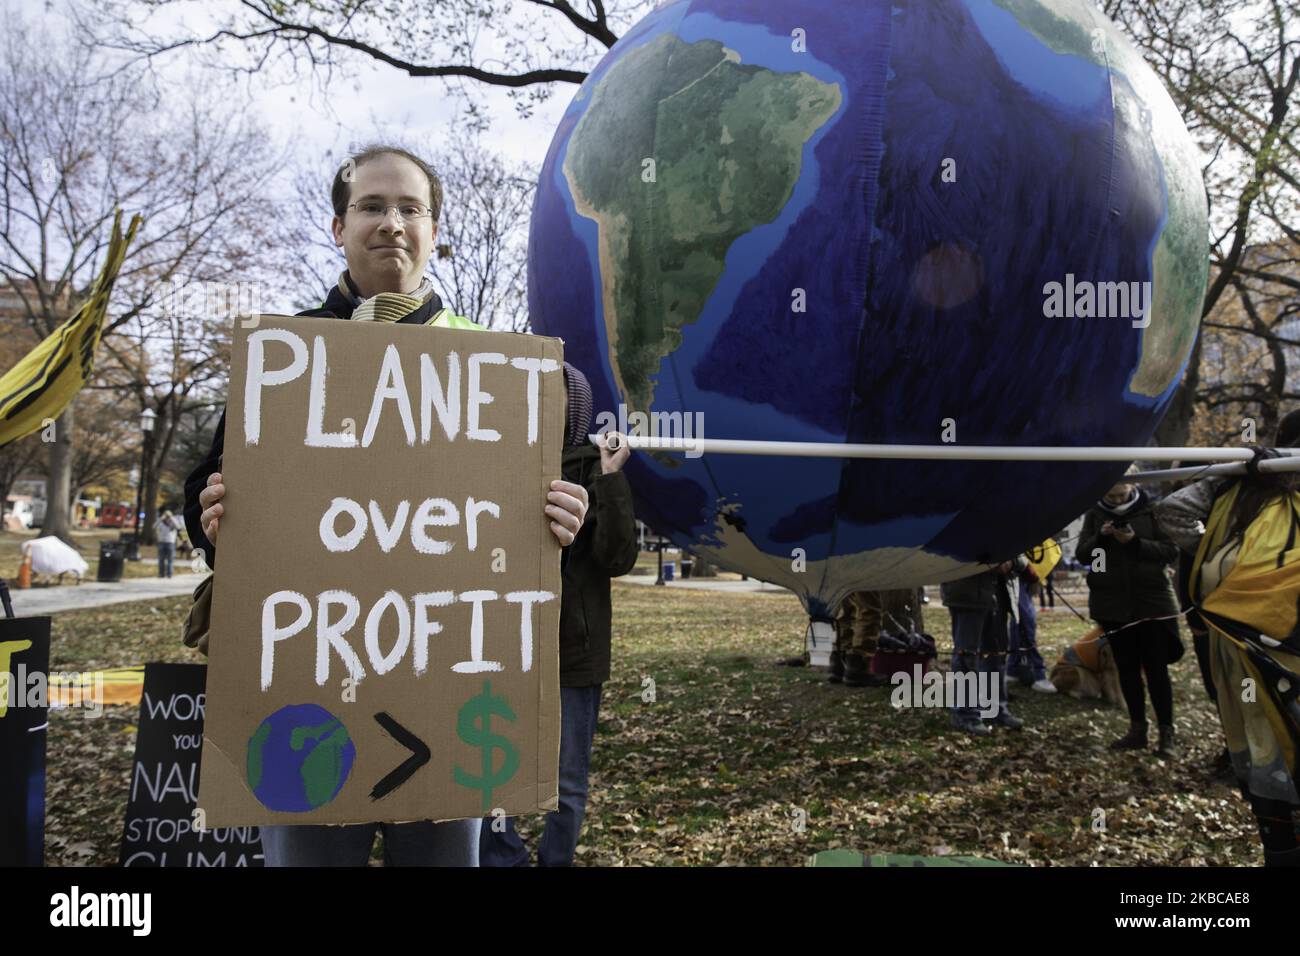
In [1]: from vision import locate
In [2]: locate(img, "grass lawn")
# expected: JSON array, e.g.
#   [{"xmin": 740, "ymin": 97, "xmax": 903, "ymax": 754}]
[{"xmin": 39, "ymin": 581, "xmax": 1256, "ymax": 866}]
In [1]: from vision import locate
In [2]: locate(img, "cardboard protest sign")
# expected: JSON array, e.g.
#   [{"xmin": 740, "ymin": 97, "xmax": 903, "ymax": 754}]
[
  {"xmin": 0, "ymin": 616, "xmax": 50, "ymax": 866},
  {"xmin": 120, "ymin": 663, "xmax": 264, "ymax": 865},
  {"xmin": 199, "ymin": 316, "xmax": 564, "ymax": 826}
]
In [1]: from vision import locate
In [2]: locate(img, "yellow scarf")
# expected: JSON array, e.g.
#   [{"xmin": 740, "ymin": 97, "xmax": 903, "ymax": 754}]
[
  {"xmin": 336, "ymin": 272, "xmax": 483, "ymax": 332},
  {"xmin": 341, "ymin": 272, "xmax": 435, "ymax": 324}
]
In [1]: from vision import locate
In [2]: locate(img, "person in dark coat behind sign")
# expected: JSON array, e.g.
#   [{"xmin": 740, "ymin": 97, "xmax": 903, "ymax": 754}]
[{"xmin": 480, "ymin": 363, "xmax": 639, "ymax": 866}]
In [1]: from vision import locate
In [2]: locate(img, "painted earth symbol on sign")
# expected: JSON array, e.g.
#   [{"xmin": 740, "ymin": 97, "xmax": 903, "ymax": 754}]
[{"xmin": 247, "ymin": 703, "xmax": 356, "ymax": 812}]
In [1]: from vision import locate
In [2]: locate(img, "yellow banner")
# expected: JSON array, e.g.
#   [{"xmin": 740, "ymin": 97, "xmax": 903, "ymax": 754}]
[
  {"xmin": 48, "ymin": 666, "xmax": 144, "ymax": 707},
  {"xmin": 1024, "ymin": 537, "xmax": 1062, "ymax": 580},
  {"xmin": 0, "ymin": 210, "xmax": 142, "ymax": 448}
]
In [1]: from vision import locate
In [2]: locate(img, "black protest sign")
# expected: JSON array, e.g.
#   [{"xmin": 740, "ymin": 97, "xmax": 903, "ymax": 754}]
[
  {"xmin": 119, "ymin": 663, "xmax": 263, "ymax": 866},
  {"xmin": 0, "ymin": 615, "xmax": 50, "ymax": 867}
]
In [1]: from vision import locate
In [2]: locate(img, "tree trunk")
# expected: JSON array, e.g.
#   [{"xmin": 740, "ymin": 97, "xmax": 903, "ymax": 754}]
[
  {"xmin": 43, "ymin": 401, "xmax": 76, "ymax": 543},
  {"xmin": 141, "ymin": 456, "xmax": 161, "ymax": 546},
  {"xmin": 70, "ymin": 484, "xmax": 85, "ymax": 527},
  {"xmin": 139, "ymin": 411, "xmax": 176, "ymax": 547}
]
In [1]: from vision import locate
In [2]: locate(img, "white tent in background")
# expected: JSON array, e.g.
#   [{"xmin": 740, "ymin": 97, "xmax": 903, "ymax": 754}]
[{"xmin": 21, "ymin": 536, "xmax": 89, "ymax": 579}]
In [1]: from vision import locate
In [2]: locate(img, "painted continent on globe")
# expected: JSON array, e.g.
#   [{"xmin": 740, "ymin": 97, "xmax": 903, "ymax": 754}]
[{"xmin": 565, "ymin": 33, "xmax": 842, "ymax": 412}]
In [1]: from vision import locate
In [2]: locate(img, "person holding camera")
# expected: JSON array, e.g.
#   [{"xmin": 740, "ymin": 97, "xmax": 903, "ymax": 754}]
[{"xmin": 1075, "ymin": 471, "xmax": 1182, "ymax": 756}]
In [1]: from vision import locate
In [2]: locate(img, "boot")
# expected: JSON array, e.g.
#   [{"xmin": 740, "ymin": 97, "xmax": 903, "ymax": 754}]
[
  {"xmin": 844, "ymin": 652, "xmax": 888, "ymax": 686},
  {"xmin": 1211, "ymin": 748, "xmax": 1234, "ymax": 781},
  {"xmin": 950, "ymin": 711, "xmax": 991, "ymax": 736},
  {"xmin": 828, "ymin": 649, "xmax": 844, "ymax": 684},
  {"xmin": 1109, "ymin": 720, "xmax": 1148, "ymax": 750},
  {"xmin": 989, "ymin": 710, "xmax": 1023, "ymax": 730},
  {"xmin": 1156, "ymin": 724, "xmax": 1177, "ymax": 757},
  {"xmin": 950, "ymin": 648, "xmax": 988, "ymax": 735},
  {"xmin": 981, "ymin": 654, "xmax": 1022, "ymax": 730},
  {"xmin": 843, "ymin": 651, "xmax": 871, "ymax": 687}
]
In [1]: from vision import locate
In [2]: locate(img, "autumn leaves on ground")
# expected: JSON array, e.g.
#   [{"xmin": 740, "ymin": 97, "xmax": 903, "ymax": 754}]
[{"xmin": 42, "ymin": 580, "xmax": 1255, "ymax": 867}]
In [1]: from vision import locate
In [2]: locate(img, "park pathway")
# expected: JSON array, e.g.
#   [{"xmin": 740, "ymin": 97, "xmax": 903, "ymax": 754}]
[
  {"xmin": 7, "ymin": 567, "xmax": 1090, "ymax": 616},
  {"xmin": 5, "ymin": 573, "xmax": 204, "ymax": 617},
  {"xmin": 619, "ymin": 572, "xmax": 789, "ymax": 594}
]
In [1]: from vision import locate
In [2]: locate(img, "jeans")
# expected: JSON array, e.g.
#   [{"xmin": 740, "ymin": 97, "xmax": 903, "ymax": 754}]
[
  {"xmin": 1007, "ymin": 581, "xmax": 1046, "ymax": 683},
  {"xmin": 480, "ymin": 684, "xmax": 602, "ymax": 867},
  {"xmin": 157, "ymin": 541, "xmax": 175, "ymax": 578},
  {"xmin": 949, "ymin": 608, "xmax": 1009, "ymax": 723},
  {"xmin": 259, "ymin": 818, "xmax": 479, "ymax": 866}
]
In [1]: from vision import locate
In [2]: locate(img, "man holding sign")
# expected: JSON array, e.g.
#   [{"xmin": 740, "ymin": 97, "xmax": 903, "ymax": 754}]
[{"xmin": 183, "ymin": 145, "xmax": 590, "ymax": 866}]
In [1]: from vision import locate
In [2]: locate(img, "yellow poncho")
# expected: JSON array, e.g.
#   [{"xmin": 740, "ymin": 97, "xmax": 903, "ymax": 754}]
[{"xmin": 1191, "ymin": 482, "xmax": 1300, "ymax": 802}]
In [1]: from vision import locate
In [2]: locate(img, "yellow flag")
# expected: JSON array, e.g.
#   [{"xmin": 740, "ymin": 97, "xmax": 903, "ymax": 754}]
[
  {"xmin": 0, "ymin": 210, "xmax": 142, "ymax": 448},
  {"xmin": 1024, "ymin": 537, "xmax": 1062, "ymax": 580}
]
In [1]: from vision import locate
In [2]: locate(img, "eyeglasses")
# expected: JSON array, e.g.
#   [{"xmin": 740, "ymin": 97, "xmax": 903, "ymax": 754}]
[{"xmin": 347, "ymin": 201, "xmax": 434, "ymax": 221}]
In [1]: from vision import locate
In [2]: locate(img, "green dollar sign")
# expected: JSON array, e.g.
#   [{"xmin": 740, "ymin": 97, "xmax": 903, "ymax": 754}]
[{"xmin": 453, "ymin": 679, "xmax": 520, "ymax": 811}]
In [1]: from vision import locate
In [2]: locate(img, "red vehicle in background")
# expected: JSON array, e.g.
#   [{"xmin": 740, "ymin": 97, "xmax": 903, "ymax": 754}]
[{"xmin": 97, "ymin": 503, "xmax": 137, "ymax": 528}]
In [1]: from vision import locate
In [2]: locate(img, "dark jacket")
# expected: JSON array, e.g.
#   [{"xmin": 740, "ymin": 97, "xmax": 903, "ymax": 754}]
[
  {"xmin": 1074, "ymin": 488, "xmax": 1180, "ymax": 623},
  {"xmin": 182, "ymin": 276, "xmax": 447, "ymax": 568},
  {"xmin": 558, "ymin": 443, "xmax": 639, "ymax": 687},
  {"xmin": 940, "ymin": 556, "xmax": 1027, "ymax": 613}
]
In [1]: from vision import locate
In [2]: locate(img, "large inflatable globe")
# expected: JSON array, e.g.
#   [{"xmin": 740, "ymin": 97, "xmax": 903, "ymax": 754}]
[{"xmin": 529, "ymin": 0, "xmax": 1208, "ymax": 618}]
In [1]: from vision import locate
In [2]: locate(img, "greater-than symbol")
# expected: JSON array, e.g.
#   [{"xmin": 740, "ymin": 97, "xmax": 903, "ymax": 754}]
[{"xmin": 370, "ymin": 711, "xmax": 431, "ymax": 800}]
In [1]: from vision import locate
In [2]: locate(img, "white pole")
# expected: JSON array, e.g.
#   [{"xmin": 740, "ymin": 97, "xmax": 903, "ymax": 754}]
[
  {"xmin": 593, "ymin": 434, "xmax": 1300, "ymax": 463},
  {"xmin": 1128, "ymin": 457, "xmax": 1300, "ymax": 482}
]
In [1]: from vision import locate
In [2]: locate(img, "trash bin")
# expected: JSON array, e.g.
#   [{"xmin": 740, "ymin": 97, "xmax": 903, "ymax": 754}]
[
  {"xmin": 97, "ymin": 541, "xmax": 126, "ymax": 582},
  {"xmin": 681, "ymin": 558, "xmax": 693, "ymax": 579},
  {"xmin": 663, "ymin": 561, "xmax": 675, "ymax": 582}
]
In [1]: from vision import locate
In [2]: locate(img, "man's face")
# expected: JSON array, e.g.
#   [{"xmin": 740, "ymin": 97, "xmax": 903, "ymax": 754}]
[{"xmin": 331, "ymin": 153, "xmax": 438, "ymax": 298}]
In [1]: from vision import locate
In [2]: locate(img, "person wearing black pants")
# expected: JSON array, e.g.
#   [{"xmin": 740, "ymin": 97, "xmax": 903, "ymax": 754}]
[
  {"xmin": 1100, "ymin": 618, "xmax": 1177, "ymax": 736},
  {"xmin": 1075, "ymin": 473, "xmax": 1183, "ymax": 756}
]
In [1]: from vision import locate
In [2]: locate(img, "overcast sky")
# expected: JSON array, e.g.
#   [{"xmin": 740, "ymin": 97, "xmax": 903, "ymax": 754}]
[
  {"xmin": 246, "ymin": 52, "xmax": 574, "ymax": 169},
  {"xmin": 50, "ymin": 0, "xmax": 580, "ymax": 170}
]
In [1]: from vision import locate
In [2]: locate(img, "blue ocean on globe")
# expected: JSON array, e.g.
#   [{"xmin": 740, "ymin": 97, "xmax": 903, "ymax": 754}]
[
  {"xmin": 529, "ymin": 0, "xmax": 1208, "ymax": 618},
  {"xmin": 247, "ymin": 703, "xmax": 355, "ymax": 812}
]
